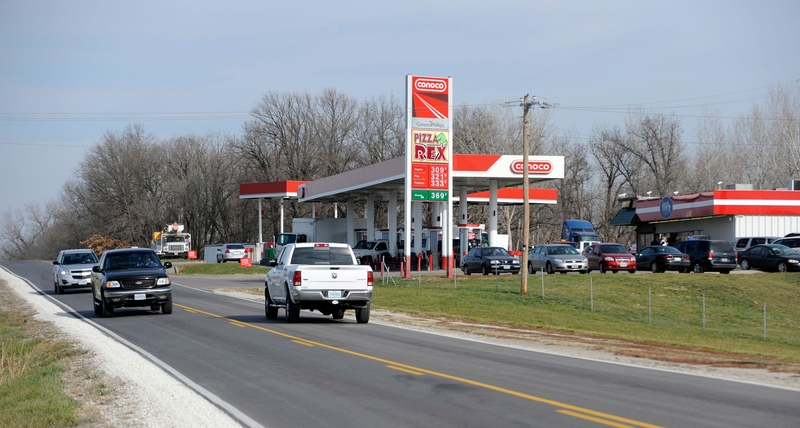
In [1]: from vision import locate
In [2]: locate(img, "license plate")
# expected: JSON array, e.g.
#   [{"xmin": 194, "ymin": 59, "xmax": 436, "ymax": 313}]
[
  {"xmin": 329, "ymin": 290, "xmax": 342, "ymax": 299},
  {"xmin": 620, "ymin": 263, "xmax": 628, "ymax": 268},
  {"xmin": 503, "ymin": 265, "xmax": 511, "ymax": 270},
  {"xmin": 673, "ymin": 257, "xmax": 681, "ymax": 261},
  {"xmin": 78, "ymin": 280, "xmax": 88, "ymax": 285},
  {"xmin": 134, "ymin": 293, "xmax": 146, "ymax": 301},
  {"xmin": 721, "ymin": 258, "xmax": 729, "ymax": 263}
]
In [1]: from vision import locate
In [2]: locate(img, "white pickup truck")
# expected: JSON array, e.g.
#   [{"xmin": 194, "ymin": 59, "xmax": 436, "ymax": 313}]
[{"xmin": 265, "ymin": 242, "xmax": 374, "ymax": 323}]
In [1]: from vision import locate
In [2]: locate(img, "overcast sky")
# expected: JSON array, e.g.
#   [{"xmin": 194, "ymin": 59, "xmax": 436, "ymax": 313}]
[{"xmin": 2, "ymin": 1, "xmax": 799, "ymax": 215}]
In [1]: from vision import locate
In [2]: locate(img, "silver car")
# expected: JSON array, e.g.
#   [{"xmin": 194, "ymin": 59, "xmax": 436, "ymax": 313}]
[
  {"xmin": 527, "ymin": 244, "xmax": 588, "ymax": 274},
  {"xmin": 216, "ymin": 243, "xmax": 247, "ymax": 263},
  {"xmin": 53, "ymin": 249, "xmax": 99, "ymax": 294}
]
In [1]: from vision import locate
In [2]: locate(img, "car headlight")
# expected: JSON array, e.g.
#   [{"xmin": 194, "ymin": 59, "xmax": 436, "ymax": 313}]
[
  {"xmin": 553, "ymin": 258, "xmax": 564, "ymax": 263},
  {"xmin": 512, "ymin": 260, "xmax": 520, "ymax": 264},
  {"xmin": 105, "ymin": 280, "xmax": 121, "ymax": 289},
  {"xmin": 490, "ymin": 260, "xmax": 499, "ymax": 264},
  {"xmin": 59, "ymin": 268, "xmax": 68, "ymax": 276},
  {"xmin": 157, "ymin": 277, "xmax": 170, "ymax": 285},
  {"xmin": 604, "ymin": 256, "xmax": 615, "ymax": 261},
  {"xmin": 787, "ymin": 259, "xmax": 799, "ymax": 264}
]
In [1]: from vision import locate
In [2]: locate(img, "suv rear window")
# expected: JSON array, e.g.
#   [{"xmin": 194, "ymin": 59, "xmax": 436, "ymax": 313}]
[
  {"xmin": 710, "ymin": 241, "xmax": 734, "ymax": 253},
  {"xmin": 226, "ymin": 244, "xmax": 245, "ymax": 250}
]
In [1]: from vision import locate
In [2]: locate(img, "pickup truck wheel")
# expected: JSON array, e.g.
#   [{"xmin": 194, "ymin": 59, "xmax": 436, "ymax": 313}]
[
  {"xmin": 285, "ymin": 291, "xmax": 300, "ymax": 323},
  {"xmin": 100, "ymin": 291, "xmax": 114, "ymax": 318},
  {"xmin": 162, "ymin": 299, "xmax": 173, "ymax": 314},
  {"xmin": 265, "ymin": 291, "xmax": 278, "ymax": 320},
  {"xmin": 332, "ymin": 308, "xmax": 345, "ymax": 320},
  {"xmin": 355, "ymin": 305, "xmax": 370, "ymax": 324}
]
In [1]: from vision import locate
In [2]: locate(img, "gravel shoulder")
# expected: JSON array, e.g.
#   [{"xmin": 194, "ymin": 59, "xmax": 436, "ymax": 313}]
[{"xmin": 0, "ymin": 270, "xmax": 241, "ymax": 428}]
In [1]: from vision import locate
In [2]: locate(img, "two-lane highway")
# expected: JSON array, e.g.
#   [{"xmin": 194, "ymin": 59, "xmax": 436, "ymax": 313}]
[{"xmin": 4, "ymin": 260, "xmax": 800, "ymax": 427}]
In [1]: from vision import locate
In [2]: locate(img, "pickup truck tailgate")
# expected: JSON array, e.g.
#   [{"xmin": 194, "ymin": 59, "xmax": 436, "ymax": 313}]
[{"xmin": 296, "ymin": 265, "xmax": 372, "ymax": 290}]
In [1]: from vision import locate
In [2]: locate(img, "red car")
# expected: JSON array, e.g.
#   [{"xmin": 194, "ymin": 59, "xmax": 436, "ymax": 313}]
[{"xmin": 585, "ymin": 243, "xmax": 637, "ymax": 274}]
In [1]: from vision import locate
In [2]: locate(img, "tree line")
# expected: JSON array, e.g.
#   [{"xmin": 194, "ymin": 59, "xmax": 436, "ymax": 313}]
[{"xmin": 2, "ymin": 84, "xmax": 798, "ymax": 260}]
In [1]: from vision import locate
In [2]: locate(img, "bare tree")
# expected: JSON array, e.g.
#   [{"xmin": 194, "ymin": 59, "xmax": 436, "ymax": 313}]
[
  {"xmin": 352, "ymin": 94, "xmax": 405, "ymax": 165},
  {"xmin": 619, "ymin": 111, "xmax": 687, "ymax": 197}
]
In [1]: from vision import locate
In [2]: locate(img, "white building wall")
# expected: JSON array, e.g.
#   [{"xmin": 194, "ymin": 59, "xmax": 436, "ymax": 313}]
[
  {"xmin": 652, "ymin": 217, "xmax": 736, "ymax": 241},
  {"xmin": 734, "ymin": 215, "xmax": 800, "ymax": 238}
]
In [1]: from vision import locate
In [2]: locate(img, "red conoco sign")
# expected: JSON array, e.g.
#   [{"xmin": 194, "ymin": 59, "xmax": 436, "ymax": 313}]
[{"xmin": 510, "ymin": 160, "xmax": 553, "ymax": 174}]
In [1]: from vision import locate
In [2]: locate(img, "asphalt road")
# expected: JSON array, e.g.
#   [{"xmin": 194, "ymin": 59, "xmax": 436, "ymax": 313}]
[{"xmin": 4, "ymin": 260, "xmax": 799, "ymax": 428}]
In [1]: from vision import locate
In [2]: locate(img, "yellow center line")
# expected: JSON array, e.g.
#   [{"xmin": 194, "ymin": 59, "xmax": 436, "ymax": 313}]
[
  {"xmin": 387, "ymin": 365, "xmax": 425, "ymax": 375},
  {"xmin": 291, "ymin": 340, "xmax": 316, "ymax": 347},
  {"xmin": 175, "ymin": 303, "xmax": 662, "ymax": 428},
  {"xmin": 558, "ymin": 410, "xmax": 634, "ymax": 428}
]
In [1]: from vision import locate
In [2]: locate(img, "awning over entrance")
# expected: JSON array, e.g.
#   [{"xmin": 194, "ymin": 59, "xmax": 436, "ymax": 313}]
[{"xmin": 610, "ymin": 207, "xmax": 638, "ymax": 226}]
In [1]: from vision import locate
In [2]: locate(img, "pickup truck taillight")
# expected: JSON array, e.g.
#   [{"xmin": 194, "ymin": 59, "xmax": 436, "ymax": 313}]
[
  {"xmin": 293, "ymin": 271, "xmax": 302, "ymax": 288},
  {"xmin": 367, "ymin": 271, "xmax": 373, "ymax": 287}
]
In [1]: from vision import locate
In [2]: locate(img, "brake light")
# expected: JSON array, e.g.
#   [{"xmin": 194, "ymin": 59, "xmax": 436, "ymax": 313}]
[
  {"xmin": 707, "ymin": 251, "xmax": 713, "ymax": 260},
  {"xmin": 293, "ymin": 271, "xmax": 302, "ymax": 287},
  {"xmin": 367, "ymin": 271, "xmax": 373, "ymax": 287},
  {"xmin": 226, "ymin": 249, "xmax": 231, "ymax": 254},
  {"xmin": 314, "ymin": 243, "xmax": 329, "ymax": 247}
]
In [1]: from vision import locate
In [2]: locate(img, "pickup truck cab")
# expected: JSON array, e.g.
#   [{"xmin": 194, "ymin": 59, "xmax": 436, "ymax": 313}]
[{"xmin": 265, "ymin": 243, "xmax": 373, "ymax": 323}]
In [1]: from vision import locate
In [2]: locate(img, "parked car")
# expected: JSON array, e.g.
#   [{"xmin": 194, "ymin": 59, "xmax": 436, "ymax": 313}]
[
  {"xmin": 734, "ymin": 237, "xmax": 779, "ymax": 258},
  {"xmin": 217, "ymin": 243, "xmax": 247, "ymax": 263},
  {"xmin": 634, "ymin": 245, "xmax": 690, "ymax": 273},
  {"xmin": 527, "ymin": 244, "xmax": 588, "ymax": 274},
  {"xmin": 671, "ymin": 239, "xmax": 736, "ymax": 274},
  {"xmin": 353, "ymin": 239, "xmax": 391, "ymax": 268},
  {"xmin": 585, "ymin": 243, "xmax": 637, "ymax": 274},
  {"xmin": 461, "ymin": 246, "xmax": 521, "ymax": 275},
  {"xmin": 738, "ymin": 244, "xmax": 800, "ymax": 272},
  {"xmin": 52, "ymin": 249, "xmax": 99, "ymax": 294},
  {"xmin": 91, "ymin": 248, "xmax": 173, "ymax": 317},
  {"xmin": 773, "ymin": 237, "xmax": 800, "ymax": 253}
]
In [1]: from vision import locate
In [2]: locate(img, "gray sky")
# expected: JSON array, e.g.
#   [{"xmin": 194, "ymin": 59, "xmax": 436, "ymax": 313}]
[{"xmin": 2, "ymin": 1, "xmax": 798, "ymax": 214}]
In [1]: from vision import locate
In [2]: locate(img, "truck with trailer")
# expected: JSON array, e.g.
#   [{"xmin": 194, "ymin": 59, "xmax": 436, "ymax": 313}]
[
  {"xmin": 151, "ymin": 222, "xmax": 191, "ymax": 259},
  {"xmin": 561, "ymin": 219, "xmax": 600, "ymax": 252}
]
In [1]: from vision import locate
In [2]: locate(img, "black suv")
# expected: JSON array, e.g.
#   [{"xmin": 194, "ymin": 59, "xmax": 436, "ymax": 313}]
[
  {"xmin": 91, "ymin": 248, "xmax": 173, "ymax": 317},
  {"xmin": 671, "ymin": 240, "xmax": 737, "ymax": 274}
]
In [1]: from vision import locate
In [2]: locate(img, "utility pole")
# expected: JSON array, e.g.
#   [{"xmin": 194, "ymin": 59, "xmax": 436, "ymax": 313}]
[
  {"xmin": 521, "ymin": 95, "xmax": 531, "ymax": 295},
  {"xmin": 519, "ymin": 94, "xmax": 552, "ymax": 295}
]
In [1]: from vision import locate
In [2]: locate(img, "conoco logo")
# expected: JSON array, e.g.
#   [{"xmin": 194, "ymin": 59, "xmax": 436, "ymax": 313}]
[
  {"xmin": 510, "ymin": 160, "xmax": 553, "ymax": 174},
  {"xmin": 415, "ymin": 78, "xmax": 447, "ymax": 93}
]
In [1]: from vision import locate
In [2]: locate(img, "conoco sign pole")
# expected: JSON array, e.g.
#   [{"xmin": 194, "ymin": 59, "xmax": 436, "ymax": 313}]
[{"xmin": 521, "ymin": 94, "xmax": 531, "ymax": 295}]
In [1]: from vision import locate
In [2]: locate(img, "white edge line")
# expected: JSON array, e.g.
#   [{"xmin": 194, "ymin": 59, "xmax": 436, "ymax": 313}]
[{"xmin": 0, "ymin": 266, "xmax": 265, "ymax": 428}]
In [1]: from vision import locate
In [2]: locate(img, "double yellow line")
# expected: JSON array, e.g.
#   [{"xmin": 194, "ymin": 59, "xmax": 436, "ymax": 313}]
[{"xmin": 175, "ymin": 303, "xmax": 661, "ymax": 428}]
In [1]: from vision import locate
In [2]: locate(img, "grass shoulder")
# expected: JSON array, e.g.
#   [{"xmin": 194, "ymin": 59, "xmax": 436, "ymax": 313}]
[
  {"xmin": 371, "ymin": 272, "xmax": 800, "ymax": 369},
  {"xmin": 0, "ymin": 282, "xmax": 82, "ymax": 426},
  {"xmin": 175, "ymin": 262, "xmax": 270, "ymax": 275}
]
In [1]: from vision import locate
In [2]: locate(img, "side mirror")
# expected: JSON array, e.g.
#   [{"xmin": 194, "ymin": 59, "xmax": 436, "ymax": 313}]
[
  {"xmin": 92, "ymin": 265, "xmax": 101, "ymax": 273},
  {"xmin": 163, "ymin": 262, "xmax": 173, "ymax": 269},
  {"xmin": 53, "ymin": 260, "xmax": 59, "ymax": 265},
  {"xmin": 269, "ymin": 260, "xmax": 277, "ymax": 267}
]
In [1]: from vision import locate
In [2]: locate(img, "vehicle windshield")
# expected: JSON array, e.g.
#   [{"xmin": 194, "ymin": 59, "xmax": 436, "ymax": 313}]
[
  {"xmin": 546, "ymin": 245, "xmax": 579, "ymax": 255},
  {"xmin": 105, "ymin": 251, "xmax": 161, "ymax": 269},
  {"xmin": 165, "ymin": 236, "xmax": 185, "ymax": 243},
  {"xmin": 482, "ymin": 247, "xmax": 510, "ymax": 257},
  {"xmin": 601, "ymin": 244, "xmax": 627, "ymax": 253},
  {"xmin": 226, "ymin": 244, "xmax": 245, "ymax": 250},
  {"xmin": 64, "ymin": 252, "xmax": 98, "ymax": 264},
  {"xmin": 771, "ymin": 246, "xmax": 797, "ymax": 255},
  {"xmin": 353, "ymin": 241, "xmax": 368, "ymax": 249}
]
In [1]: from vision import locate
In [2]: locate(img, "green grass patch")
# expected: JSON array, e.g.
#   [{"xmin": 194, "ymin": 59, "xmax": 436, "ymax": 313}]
[
  {"xmin": 371, "ymin": 272, "xmax": 800, "ymax": 362},
  {"xmin": 0, "ymin": 306, "xmax": 81, "ymax": 427},
  {"xmin": 176, "ymin": 263, "xmax": 270, "ymax": 275}
]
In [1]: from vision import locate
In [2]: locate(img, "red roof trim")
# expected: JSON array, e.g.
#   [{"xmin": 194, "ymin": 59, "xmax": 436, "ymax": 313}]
[{"xmin": 453, "ymin": 154, "xmax": 503, "ymax": 172}]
